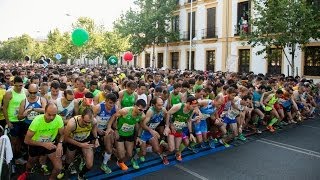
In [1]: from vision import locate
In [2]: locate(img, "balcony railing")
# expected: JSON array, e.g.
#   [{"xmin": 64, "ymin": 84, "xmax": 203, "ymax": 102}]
[
  {"xmin": 180, "ymin": 30, "xmax": 197, "ymax": 41},
  {"xmin": 201, "ymin": 27, "xmax": 218, "ymax": 39}
]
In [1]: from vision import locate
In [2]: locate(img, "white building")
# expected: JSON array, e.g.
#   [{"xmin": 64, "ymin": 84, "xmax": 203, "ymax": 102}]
[{"xmin": 137, "ymin": 0, "xmax": 320, "ymax": 79}]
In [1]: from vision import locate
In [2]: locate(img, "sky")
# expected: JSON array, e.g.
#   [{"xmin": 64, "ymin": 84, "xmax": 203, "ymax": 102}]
[{"xmin": 0, "ymin": 0, "xmax": 135, "ymax": 41}]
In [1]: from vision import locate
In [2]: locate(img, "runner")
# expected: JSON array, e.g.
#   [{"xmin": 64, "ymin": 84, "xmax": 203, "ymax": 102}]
[
  {"xmin": 166, "ymin": 96, "xmax": 199, "ymax": 161},
  {"xmin": 55, "ymin": 89, "xmax": 76, "ymax": 124},
  {"xmin": 105, "ymin": 99, "xmax": 146, "ymax": 171},
  {"xmin": 64, "ymin": 108, "xmax": 99, "ymax": 179},
  {"xmin": 2, "ymin": 76, "xmax": 27, "ymax": 165},
  {"xmin": 93, "ymin": 93, "xmax": 118, "ymax": 174},
  {"xmin": 139, "ymin": 97, "xmax": 169, "ymax": 166},
  {"xmin": 117, "ymin": 81, "xmax": 138, "ymax": 108},
  {"xmin": 18, "ymin": 103, "xmax": 64, "ymax": 180}
]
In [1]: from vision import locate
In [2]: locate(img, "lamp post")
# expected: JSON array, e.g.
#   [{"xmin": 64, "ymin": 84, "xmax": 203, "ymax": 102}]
[{"xmin": 189, "ymin": 0, "xmax": 193, "ymax": 70}]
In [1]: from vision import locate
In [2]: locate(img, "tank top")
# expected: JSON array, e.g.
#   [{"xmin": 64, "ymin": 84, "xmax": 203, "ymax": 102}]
[
  {"xmin": 117, "ymin": 107, "xmax": 142, "ymax": 137},
  {"xmin": 91, "ymin": 89, "xmax": 100, "ymax": 97},
  {"xmin": 57, "ymin": 98, "xmax": 74, "ymax": 120},
  {"xmin": 74, "ymin": 90, "xmax": 85, "ymax": 99},
  {"xmin": 266, "ymin": 94, "xmax": 278, "ymax": 111},
  {"xmin": 98, "ymin": 92, "xmax": 106, "ymax": 104},
  {"xmin": 71, "ymin": 116, "xmax": 92, "ymax": 141},
  {"xmin": 121, "ymin": 90, "xmax": 135, "ymax": 108},
  {"xmin": 8, "ymin": 89, "xmax": 26, "ymax": 122},
  {"xmin": 96, "ymin": 103, "xmax": 116, "ymax": 130},
  {"xmin": 170, "ymin": 93, "xmax": 181, "ymax": 106},
  {"xmin": 172, "ymin": 103, "xmax": 193, "ymax": 131},
  {"xmin": 147, "ymin": 107, "xmax": 164, "ymax": 130},
  {"xmin": 200, "ymin": 101, "xmax": 216, "ymax": 119},
  {"xmin": 24, "ymin": 97, "xmax": 42, "ymax": 124}
]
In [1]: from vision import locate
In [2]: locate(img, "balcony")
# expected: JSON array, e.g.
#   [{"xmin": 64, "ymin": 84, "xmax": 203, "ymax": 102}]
[
  {"xmin": 180, "ymin": 30, "xmax": 196, "ymax": 41},
  {"xmin": 201, "ymin": 27, "xmax": 218, "ymax": 39}
]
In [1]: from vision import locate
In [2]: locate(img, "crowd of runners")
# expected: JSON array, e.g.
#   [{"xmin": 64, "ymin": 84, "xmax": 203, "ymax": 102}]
[{"xmin": 0, "ymin": 62, "xmax": 319, "ymax": 180}]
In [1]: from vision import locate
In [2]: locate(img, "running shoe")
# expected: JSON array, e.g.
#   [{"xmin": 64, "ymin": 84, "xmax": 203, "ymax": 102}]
[
  {"xmin": 208, "ymin": 139, "xmax": 216, "ymax": 149},
  {"xmin": 219, "ymin": 139, "xmax": 230, "ymax": 148},
  {"xmin": 136, "ymin": 148, "xmax": 145, "ymax": 162},
  {"xmin": 256, "ymin": 128, "xmax": 262, "ymax": 134},
  {"xmin": 266, "ymin": 126, "xmax": 275, "ymax": 132},
  {"xmin": 68, "ymin": 163, "xmax": 77, "ymax": 175},
  {"xmin": 162, "ymin": 156, "xmax": 169, "ymax": 165},
  {"xmin": 117, "ymin": 161, "xmax": 128, "ymax": 171},
  {"xmin": 78, "ymin": 173, "xmax": 86, "ymax": 180},
  {"xmin": 100, "ymin": 163, "xmax": 112, "ymax": 174},
  {"xmin": 131, "ymin": 158, "xmax": 140, "ymax": 169},
  {"xmin": 176, "ymin": 154, "xmax": 182, "ymax": 161},
  {"xmin": 57, "ymin": 168, "xmax": 65, "ymax": 179},
  {"xmin": 188, "ymin": 144, "xmax": 199, "ymax": 153},
  {"xmin": 238, "ymin": 134, "xmax": 247, "ymax": 141},
  {"xmin": 79, "ymin": 157, "xmax": 86, "ymax": 171},
  {"xmin": 41, "ymin": 164, "xmax": 51, "ymax": 175}
]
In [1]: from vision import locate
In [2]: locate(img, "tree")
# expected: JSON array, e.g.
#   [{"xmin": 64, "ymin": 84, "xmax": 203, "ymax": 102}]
[
  {"xmin": 242, "ymin": 0, "xmax": 320, "ymax": 76},
  {"xmin": 0, "ymin": 34, "xmax": 35, "ymax": 61},
  {"xmin": 114, "ymin": 0, "xmax": 179, "ymax": 68}
]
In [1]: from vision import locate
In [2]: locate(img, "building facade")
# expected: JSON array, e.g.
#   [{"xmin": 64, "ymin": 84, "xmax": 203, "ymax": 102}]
[{"xmin": 138, "ymin": 0, "xmax": 320, "ymax": 78}]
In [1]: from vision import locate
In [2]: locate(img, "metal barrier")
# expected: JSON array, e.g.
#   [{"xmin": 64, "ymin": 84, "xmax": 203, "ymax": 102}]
[{"xmin": 0, "ymin": 125, "xmax": 11, "ymax": 179}]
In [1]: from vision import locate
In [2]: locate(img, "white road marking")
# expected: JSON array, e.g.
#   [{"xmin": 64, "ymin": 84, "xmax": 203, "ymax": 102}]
[
  {"xmin": 260, "ymin": 138, "xmax": 320, "ymax": 156},
  {"xmin": 257, "ymin": 140, "xmax": 320, "ymax": 158},
  {"xmin": 175, "ymin": 164, "xmax": 209, "ymax": 180},
  {"xmin": 302, "ymin": 125, "xmax": 320, "ymax": 130}
]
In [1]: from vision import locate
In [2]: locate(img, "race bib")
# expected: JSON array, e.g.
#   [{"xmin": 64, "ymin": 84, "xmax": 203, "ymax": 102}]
[
  {"xmin": 27, "ymin": 111, "xmax": 39, "ymax": 120},
  {"xmin": 97, "ymin": 120, "xmax": 107, "ymax": 130},
  {"xmin": 14, "ymin": 108, "xmax": 19, "ymax": 116},
  {"xmin": 39, "ymin": 136, "xmax": 51, "ymax": 143},
  {"xmin": 228, "ymin": 109, "xmax": 239, "ymax": 119},
  {"xmin": 73, "ymin": 133, "xmax": 87, "ymax": 141},
  {"xmin": 173, "ymin": 121, "xmax": 186, "ymax": 130},
  {"xmin": 202, "ymin": 114, "xmax": 211, "ymax": 119},
  {"xmin": 149, "ymin": 122, "xmax": 160, "ymax": 129},
  {"xmin": 121, "ymin": 123, "xmax": 135, "ymax": 132}
]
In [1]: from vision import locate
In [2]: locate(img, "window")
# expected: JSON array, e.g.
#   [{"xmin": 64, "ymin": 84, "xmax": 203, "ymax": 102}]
[
  {"xmin": 188, "ymin": 12, "xmax": 196, "ymax": 39},
  {"xmin": 238, "ymin": 49, "xmax": 250, "ymax": 73},
  {"xmin": 304, "ymin": 46, "xmax": 320, "ymax": 76},
  {"xmin": 206, "ymin": 8, "xmax": 216, "ymax": 38},
  {"xmin": 171, "ymin": 52, "xmax": 179, "ymax": 69},
  {"xmin": 157, "ymin": 53, "xmax": 164, "ymax": 68},
  {"xmin": 267, "ymin": 48, "xmax": 282, "ymax": 75},
  {"xmin": 145, "ymin": 53, "xmax": 151, "ymax": 68},
  {"xmin": 206, "ymin": 50, "xmax": 215, "ymax": 71},
  {"xmin": 237, "ymin": 1, "xmax": 250, "ymax": 35},
  {"xmin": 134, "ymin": 56, "xmax": 137, "ymax": 67},
  {"xmin": 172, "ymin": 15, "xmax": 179, "ymax": 33},
  {"xmin": 187, "ymin": 51, "xmax": 195, "ymax": 70},
  {"xmin": 187, "ymin": 0, "xmax": 196, "ymax": 3}
]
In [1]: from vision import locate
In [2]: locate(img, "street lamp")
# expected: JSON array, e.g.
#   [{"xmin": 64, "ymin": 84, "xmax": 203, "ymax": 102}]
[{"xmin": 189, "ymin": 0, "xmax": 193, "ymax": 70}]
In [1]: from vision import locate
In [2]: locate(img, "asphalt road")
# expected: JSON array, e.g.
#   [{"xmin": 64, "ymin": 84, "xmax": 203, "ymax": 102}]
[
  {"xmin": 133, "ymin": 118, "xmax": 320, "ymax": 180},
  {"xmin": 9, "ymin": 117, "xmax": 320, "ymax": 180}
]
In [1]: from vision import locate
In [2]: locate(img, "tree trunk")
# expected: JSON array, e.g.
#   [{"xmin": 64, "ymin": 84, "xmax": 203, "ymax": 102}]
[
  {"xmin": 152, "ymin": 41, "xmax": 155, "ymax": 69},
  {"xmin": 291, "ymin": 44, "xmax": 295, "ymax": 76}
]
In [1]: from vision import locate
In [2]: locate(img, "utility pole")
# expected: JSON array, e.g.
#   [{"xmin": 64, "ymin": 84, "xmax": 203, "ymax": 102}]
[{"xmin": 189, "ymin": 0, "xmax": 193, "ymax": 70}]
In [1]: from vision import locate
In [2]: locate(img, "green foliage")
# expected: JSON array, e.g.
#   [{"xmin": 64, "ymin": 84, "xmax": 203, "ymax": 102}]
[
  {"xmin": 0, "ymin": 17, "xmax": 130, "ymax": 64},
  {"xmin": 242, "ymin": 0, "xmax": 320, "ymax": 75},
  {"xmin": 114, "ymin": 0, "xmax": 178, "ymax": 55}
]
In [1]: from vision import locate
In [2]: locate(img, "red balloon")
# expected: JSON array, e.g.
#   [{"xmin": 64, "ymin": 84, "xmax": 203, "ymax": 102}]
[{"xmin": 123, "ymin": 52, "xmax": 133, "ymax": 61}]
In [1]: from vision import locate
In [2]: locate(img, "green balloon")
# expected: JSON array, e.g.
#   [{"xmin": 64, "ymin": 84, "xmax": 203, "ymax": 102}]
[
  {"xmin": 71, "ymin": 28, "xmax": 89, "ymax": 47},
  {"xmin": 108, "ymin": 56, "xmax": 118, "ymax": 65}
]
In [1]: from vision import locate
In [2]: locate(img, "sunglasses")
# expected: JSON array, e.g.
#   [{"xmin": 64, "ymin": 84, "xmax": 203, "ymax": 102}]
[
  {"xmin": 15, "ymin": 84, "xmax": 23, "ymax": 87},
  {"xmin": 138, "ymin": 108, "xmax": 145, "ymax": 112},
  {"xmin": 29, "ymin": 91, "xmax": 37, "ymax": 95},
  {"xmin": 83, "ymin": 120, "xmax": 91, "ymax": 124}
]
